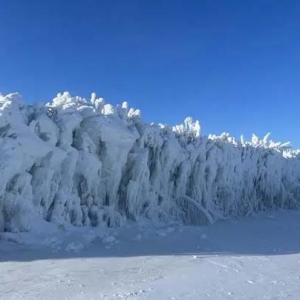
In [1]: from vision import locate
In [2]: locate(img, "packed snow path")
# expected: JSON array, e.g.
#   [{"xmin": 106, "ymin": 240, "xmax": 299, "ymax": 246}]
[{"xmin": 1, "ymin": 211, "xmax": 300, "ymax": 300}]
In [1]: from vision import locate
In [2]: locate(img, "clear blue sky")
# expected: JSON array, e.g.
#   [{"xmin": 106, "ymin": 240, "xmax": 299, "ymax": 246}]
[{"xmin": 1, "ymin": 0, "xmax": 300, "ymax": 146}]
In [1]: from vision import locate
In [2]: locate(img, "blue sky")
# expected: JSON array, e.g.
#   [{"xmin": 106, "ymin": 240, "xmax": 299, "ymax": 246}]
[{"xmin": 1, "ymin": 0, "xmax": 300, "ymax": 146}]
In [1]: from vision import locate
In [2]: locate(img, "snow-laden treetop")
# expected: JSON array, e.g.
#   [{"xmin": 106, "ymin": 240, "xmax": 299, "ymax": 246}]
[
  {"xmin": 1, "ymin": 91, "xmax": 299, "ymax": 233},
  {"xmin": 48, "ymin": 91, "xmax": 296, "ymax": 152}
]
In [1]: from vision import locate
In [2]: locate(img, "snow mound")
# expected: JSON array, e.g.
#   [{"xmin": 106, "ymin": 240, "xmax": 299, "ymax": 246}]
[{"xmin": 1, "ymin": 91, "xmax": 300, "ymax": 233}]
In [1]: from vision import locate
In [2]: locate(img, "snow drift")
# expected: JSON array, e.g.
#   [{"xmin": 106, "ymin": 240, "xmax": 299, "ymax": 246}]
[{"xmin": 0, "ymin": 91, "xmax": 300, "ymax": 232}]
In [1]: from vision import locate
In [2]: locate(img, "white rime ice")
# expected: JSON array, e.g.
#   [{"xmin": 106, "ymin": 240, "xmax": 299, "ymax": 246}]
[{"xmin": 0, "ymin": 91, "xmax": 300, "ymax": 232}]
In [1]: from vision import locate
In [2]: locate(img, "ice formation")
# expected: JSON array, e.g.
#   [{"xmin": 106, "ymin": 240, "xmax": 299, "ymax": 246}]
[{"xmin": 0, "ymin": 91, "xmax": 300, "ymax": 232}]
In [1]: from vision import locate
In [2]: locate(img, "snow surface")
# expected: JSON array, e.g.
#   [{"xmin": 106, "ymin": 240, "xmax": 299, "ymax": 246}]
[
  {"xmin": 1, "ymin": 211, "xmax": 300, "ymax": 299},
  {"xmin": 1, "ymin": 91, "xmax": 300, "ymax": 232}
]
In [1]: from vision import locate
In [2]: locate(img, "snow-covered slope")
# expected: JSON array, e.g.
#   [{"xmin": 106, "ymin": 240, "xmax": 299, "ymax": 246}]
[{"xmin": 0, "ymin": 91, "xmax": 300, "ymax": 232}]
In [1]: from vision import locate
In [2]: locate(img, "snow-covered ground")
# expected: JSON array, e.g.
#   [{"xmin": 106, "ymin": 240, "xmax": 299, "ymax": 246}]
[{"xmin": 1, "ymin": 210, "xmax": 300, "ymax": 300}]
